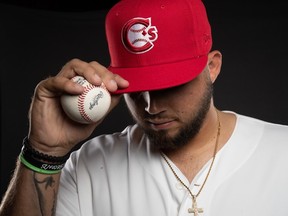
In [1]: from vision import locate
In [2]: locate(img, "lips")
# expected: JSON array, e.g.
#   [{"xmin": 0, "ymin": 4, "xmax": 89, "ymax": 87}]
[{"xmin": 145, "ymin": 118, "xmax": 176, "ymax": 130}]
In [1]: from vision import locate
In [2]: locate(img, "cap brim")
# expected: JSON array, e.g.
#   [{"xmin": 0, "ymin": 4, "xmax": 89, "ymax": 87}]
[{"xmin": 109, "ymin": 55, "xmax": 208, "ymax": 94}]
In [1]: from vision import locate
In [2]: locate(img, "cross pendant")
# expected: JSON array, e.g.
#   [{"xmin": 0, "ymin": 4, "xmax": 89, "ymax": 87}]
[{"xmin": 188, "ymin": 195, "xmax": 203, "ymax": 216}]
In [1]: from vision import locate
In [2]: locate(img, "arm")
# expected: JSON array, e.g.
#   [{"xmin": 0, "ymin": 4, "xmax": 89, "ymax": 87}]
[
  {"xmin": 0, "ymin": 160, "xmax": 61, "ymax": 216},
  {"xmin": 0, "ymin": 59, "xmax": 129, "ymax": 216}
]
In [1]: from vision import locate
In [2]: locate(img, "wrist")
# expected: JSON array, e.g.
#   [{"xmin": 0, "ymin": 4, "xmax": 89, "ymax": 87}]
[
  {"xmin": 19, "ymin": 136, "xmax": 71, "ymax": 174},
  {"xmin": 28, "ymin": 134, "xmax": 74, "ymax": 156}
]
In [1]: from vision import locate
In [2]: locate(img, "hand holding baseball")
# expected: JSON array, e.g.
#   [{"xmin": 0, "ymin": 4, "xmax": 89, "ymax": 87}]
[
  {"xmin": 27, "ymin": 59, "xmax": 129, "ymax": 155},
  {"xmin": 61, "ymin": 76, "xmax": 111, "ymax": 124}
]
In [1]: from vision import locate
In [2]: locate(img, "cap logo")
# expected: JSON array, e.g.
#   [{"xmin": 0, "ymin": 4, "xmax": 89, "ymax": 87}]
[{"xmin": 122, "ymin": 17, "xmax": 158, "ymax": 54}]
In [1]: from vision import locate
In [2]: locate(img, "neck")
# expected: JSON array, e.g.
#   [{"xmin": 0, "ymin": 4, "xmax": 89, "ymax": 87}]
[{"xmin": 163, "ymin": 107, "xmax": 221, "ymax": 182}]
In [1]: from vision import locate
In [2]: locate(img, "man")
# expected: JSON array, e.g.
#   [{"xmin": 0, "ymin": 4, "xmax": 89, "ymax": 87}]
[{"xmin": 1, "ymin": 0, "xmax": 288, "ymax": 215}]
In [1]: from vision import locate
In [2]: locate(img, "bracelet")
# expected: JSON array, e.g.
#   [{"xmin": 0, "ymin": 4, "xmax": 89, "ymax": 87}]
[
  {"xmin": 22, "ymin": 136, "xmax": 70, "ymax": 163},
  {"xmin": 19, "ymin": 136, "xmax": 71, "ymax": 174},
  {"xmin": 19, "ymin": 154, "xmax": 62, "ymax": 174},
  {"xmin": 21, "ymin": 145, "xmax": 65, "ymax": 167}
]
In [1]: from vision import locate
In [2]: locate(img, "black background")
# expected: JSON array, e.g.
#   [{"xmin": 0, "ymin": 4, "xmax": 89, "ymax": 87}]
[{"xmin": 1, "ymin": 1, "xmax": 288, "ymax": 199}]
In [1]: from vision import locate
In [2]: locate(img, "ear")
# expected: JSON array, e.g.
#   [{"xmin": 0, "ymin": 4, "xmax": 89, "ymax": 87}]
[{"xmin": 207, "ymin": 50, "xmax": 222, "ymax": 83}]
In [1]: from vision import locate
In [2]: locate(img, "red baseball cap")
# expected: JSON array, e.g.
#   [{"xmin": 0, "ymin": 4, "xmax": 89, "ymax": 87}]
[{"xmin": 105, "ymin": 0, "xmax": 212, "ymax": 94}]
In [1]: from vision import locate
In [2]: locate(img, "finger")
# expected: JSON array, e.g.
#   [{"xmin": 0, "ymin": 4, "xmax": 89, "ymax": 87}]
[
  {"xmin": 58, "ymin": 58, "xmax": 87, "ymax": 78},
  {"xmin": 36, "ymin": 76, "xmax": 84, "ymax": 97},
  {"xmin": 58, "ymin": 58, "xmax": 102, "ymax": 85},
  {"xmin": 59, "ymin": 59, "xmax": 113, "ymax": 88},
  {"xmin": 89, "ymin": 61, "xmax": 129, "ymax": 92},
  {"xmin": 57, "ymin": 59, "xmax": 129, "ymax": 93},
  {"xmin": 113, "ymin": 73, "xmax": 129, "ymax": 90}
]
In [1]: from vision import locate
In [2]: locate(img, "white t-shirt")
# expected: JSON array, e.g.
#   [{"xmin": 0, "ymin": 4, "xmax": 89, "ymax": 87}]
[{"xmin": 56, "ymin": 113, "xmax": 288, "ymax": 216}]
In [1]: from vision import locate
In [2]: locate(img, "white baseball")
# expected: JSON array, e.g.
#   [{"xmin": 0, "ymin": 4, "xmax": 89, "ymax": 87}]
[{"xmin": 60, "ymin": 76, "xmax": 111, "ymax": 124}]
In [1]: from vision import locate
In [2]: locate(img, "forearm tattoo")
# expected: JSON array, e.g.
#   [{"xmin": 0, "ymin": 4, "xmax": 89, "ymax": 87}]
[{"xmin": 33, "ymin": 173, "xmax": 57, "ymax": 216}]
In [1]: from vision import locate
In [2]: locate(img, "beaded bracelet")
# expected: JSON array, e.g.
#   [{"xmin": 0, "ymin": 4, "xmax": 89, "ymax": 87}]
[
  {"xmin": 22, "ymin": 136, "xmax": 70, "ymax": 163},
  {"xmin": 19, "ymin": 136, "xmax": 70, "ymax": 174}
]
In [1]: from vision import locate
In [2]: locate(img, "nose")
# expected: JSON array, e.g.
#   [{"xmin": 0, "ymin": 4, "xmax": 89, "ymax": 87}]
[
  {"xmin": 142, "ymin": 91, "xmax": 165, "ymax": 115},
  {"xmin": 143, "ymin": 91, "xmax": 151, "ymax": 112}
]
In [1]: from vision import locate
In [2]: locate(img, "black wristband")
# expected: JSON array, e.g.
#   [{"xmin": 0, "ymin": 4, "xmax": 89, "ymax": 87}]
[
  {"xmin": 22, "ymin": 136, "xmax": 70, "ymax": 164},
  {"xmin": 21, "ymin": 144, "xmax": 65, "ymax": 166}
]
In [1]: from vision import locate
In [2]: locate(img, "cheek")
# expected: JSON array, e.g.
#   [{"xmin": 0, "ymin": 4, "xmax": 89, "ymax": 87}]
[
  {"xmin": 171, "ymin": 91, "xmax": 199, "ymax": 116},
  {"xmin": 124, "ymin": 94, "xmax": 144, "ymax": 120},
  {"xmin": 124, "ymin": 95, "xmax": 136, "ymax": 114},
  {"xmin": 174, "ymin": 106, "xmax": 191, "ymax": 120}
]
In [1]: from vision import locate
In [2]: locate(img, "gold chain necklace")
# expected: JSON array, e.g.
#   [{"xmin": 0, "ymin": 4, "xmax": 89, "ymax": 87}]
[{"xmin": 161, "ymin": 110, "xmax": 221, "ymax": 216}]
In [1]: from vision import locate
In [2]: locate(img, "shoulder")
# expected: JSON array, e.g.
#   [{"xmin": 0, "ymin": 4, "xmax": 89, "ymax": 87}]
[
  {"xmin": 229, "ymin": 112, "xmax": 288, "ymax": 150},
  {"xmin": 69, "ymin": 124, "xmax": 147, "ymax": 163},
  {"xmin": 224, "ymin": 110, "xmax": 288, "ymax": 132},
  {"xmin": 236, "ymin": 112, "xmax": 288, "ymax": 136},
  {"xmin": 223, "ymin": 110, "xmax": 288, "ymax": 148}
]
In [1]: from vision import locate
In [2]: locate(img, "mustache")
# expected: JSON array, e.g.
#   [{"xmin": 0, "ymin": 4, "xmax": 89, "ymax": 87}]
[
  {"xmin": 143, "ymin": 113, "xmax": 177, "ymax": 123},
  {"xmin": 143, "ymin": 112, "xmax": 166, "ymax": 120}
]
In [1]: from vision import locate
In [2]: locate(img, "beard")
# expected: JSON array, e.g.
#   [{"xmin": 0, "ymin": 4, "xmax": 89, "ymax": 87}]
[{"xmin": 143, "ymin": 80, "xmax": 213, "ymax": 152}]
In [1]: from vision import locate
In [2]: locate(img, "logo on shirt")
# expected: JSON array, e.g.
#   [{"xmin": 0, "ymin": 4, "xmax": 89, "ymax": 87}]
[{"xmin": 122, "ymin": 17, "xmax": 158, "ymax": 54}]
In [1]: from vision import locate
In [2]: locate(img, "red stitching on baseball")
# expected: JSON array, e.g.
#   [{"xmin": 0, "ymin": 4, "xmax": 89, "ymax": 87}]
[
  {"xmin": 77, "ymin": 83, "xmax": 110, "ymax": 123},
  {"xmin": 78, "ymin": 84, "xmax": 95, "ymax": 122}
]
